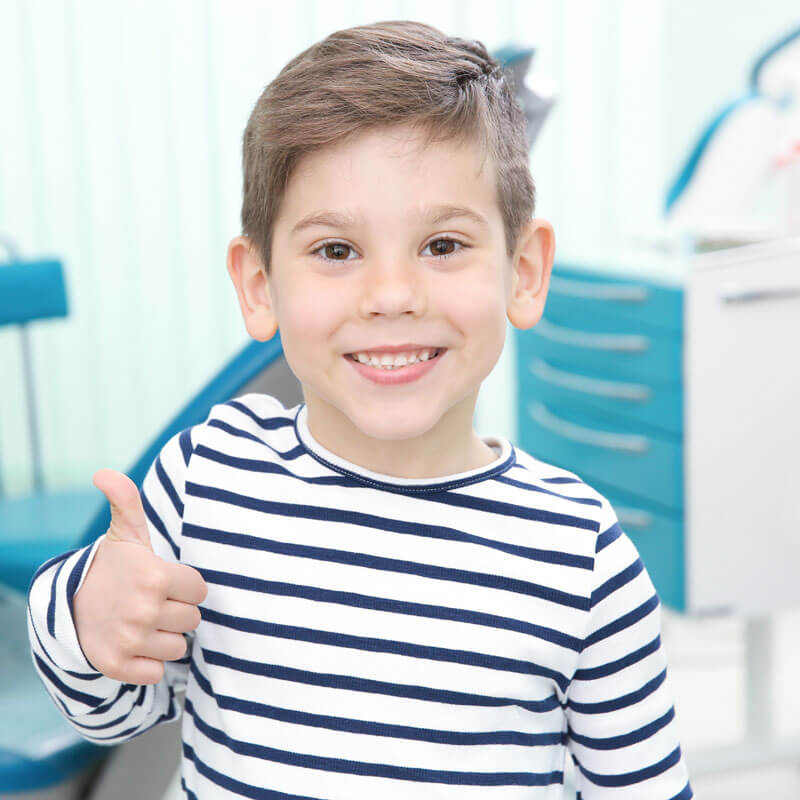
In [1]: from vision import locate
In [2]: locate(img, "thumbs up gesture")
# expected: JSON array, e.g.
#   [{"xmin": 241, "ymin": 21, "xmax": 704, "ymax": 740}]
[{"xmin": 73, "ymin": 469, "xmax": 208, "ymax": 685}]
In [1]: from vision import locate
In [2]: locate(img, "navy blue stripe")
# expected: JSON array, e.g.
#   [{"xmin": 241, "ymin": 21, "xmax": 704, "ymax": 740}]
[
  {"xmin": 47, "ymin": 552, "xmax": 72, "ymax": 637},
  {"xmin": 155, "ymin": 455, "xmax": 183, "ymax": 516},
  {"xmin": 179, "ymin": 428, "xmax": 193, "ymax": 465},
  {"xmin": 87, "ymin": 683, "xmax": 137, "ymax": 716},
  {"xmin": 78, "ymin": 693, "xmax": 179, "ymax": 742},
  {"xmin": 584, "ymin": 594, "xmax": 659, "ymax": 647},
  {"xmin": 492, "ymin": 474, "xmax": 602, "ymax": 506},
  {"xmin": 541, "ymin": 476, "xmax": 581, "ymax": 484},
  {"xmin": 591, "ymin": 559, "xmax": 644, "ymax": 608},
  {"xmin": 575, "ymin": 744, "xmax": 683, "ymax": 787},
  {"xmin": 196, "ymin": 445, "xmax": 346, "ymax": 485},
  {"xmin": 141, "ymin": 490, "xmax": 180, "ymax": 558},
  {"xmin": 183, "ymin": 743, "xmax": 324, "ymax": 800},
  {"xmin": 67, "ymin": 708, "xmax": 146, "ymax": 731},
  {"xmin": 412, "ymin": 490, "xmax": 600, "ymax": 532},
  {"xmin": 670, "ymin": 782, "xmax": 694, "ymax": 799},
  {"xmin": 206, "ymin": 418, "xmax": 273, "ymax": 447},
  {"xmin": 201, "ymin": 648, "xmax": 561, "ymax": 713},
  {"xmin": 208, "ymin": 418, "xmax": 306, "ymax": 459},
  {"xmin": 569, "ymin": 706, "xmax": 675, "ymax": 749},
  {"xmin": 27, "ymin": 606, "xmax": 103, "ymax": 680},
  {"xmin": 200, "ymin": 606, "xmax": 570, "ymax": 692},
  {"xmin": 227, "ymin": 400, "xmax": 296, "ymax": 430},
  {"xmin": 595, "ymin": 522, "xmax": 623, "ymax": 552},
  {"xmin": 184, "ymin": 522, "xmax": 591, "ymax": 611},
  {"xmin": 572, "ymin": 635, "xmax": 662, "ymax": 681},
  {"xmin": 65, "ymin": 545, "xmax": 94, "ymax": 631},
  {"xmin": 567, "ymin": 668, "xmax": 667, "ymax": 714},
  {"xmin": 181, "ymin": 779, "xmax": 198, "ymax": 800},
  {"xmin": 200, "ymin": 567, "xmax": 584, "ymax": 651},
  {"xmin": 189, "ymin": 475, "xmax": 594, "ymax": 568},
  {"xmin": 191, "ymin": 660, "xmax": 565, "ymax": 747},
  {"xmin": 32, "ymin": 653, "xmax": 108, "ymax": 708},
  {"xmin": 30, "ymin": 548, "xmax": 75, "ymax": 602},
  {"xmin": 185, "ymin": 698, "xmax": 563, "ymax": 786},
  {"xmin": 189, "ymin": 473, "xmax": 592, "ymax": 570}
]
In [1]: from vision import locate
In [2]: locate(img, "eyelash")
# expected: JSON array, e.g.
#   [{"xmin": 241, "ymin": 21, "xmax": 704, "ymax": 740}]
[{"xmin": 311, "ymin": 237, "xmax": 467, "ymax": 263}]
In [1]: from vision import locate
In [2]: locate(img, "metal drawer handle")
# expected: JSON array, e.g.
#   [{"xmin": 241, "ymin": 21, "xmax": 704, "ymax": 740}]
[
  {"xmin": 720, "ymin": 285, "xmax": 800, "ymax": 304},
  {"xmin": 615, "ymin": 507, "xmax": 654, "ymax": 530},
  {"xmin": 528, "ymin": 402, "xmax": 650, "ymax": 453},
  {"xmin": 534, "ymin": 319, "xmax": 650, "ymax": 352},
  {"xmin": 550, "ymin": 276, "xmax": 650, "ymax": 303},
  {"xmin": 529, "ymin": 358, "xmax": 651, "ymax": 402}
]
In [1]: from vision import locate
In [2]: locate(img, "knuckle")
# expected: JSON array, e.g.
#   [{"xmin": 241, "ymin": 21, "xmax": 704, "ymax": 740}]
[
  {"xmin": 117, "ymin": 623, "xmax": 143, "ymax": 655},
  {"xmin": 140, "ymin": 567, "xmax": 169, "ymax": 596},
  {"xmin": 134, "ymin": 600, "xmax": 160, "ymax": 627}
]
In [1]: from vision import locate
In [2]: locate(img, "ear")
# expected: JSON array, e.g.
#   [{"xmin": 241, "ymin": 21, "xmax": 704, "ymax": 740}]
[
  {"xmin": 506, "ymin": 218, "xmax": 555, "ymax": 330},
  {"xmin": 226, "ymin": 236, "xmax": 278, "ymax": 342}
]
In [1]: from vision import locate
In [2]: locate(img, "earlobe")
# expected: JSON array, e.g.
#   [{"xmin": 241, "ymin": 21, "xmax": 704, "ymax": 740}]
[
  {"xmin": 506, "ymin": 219, "xmax": 555, "ymax": 330},
  {"xmin": 226, "ymin": 236, "xmax": 279, "ymax": 342}
]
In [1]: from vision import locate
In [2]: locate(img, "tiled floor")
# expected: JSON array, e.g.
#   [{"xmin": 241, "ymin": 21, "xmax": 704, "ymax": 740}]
[{"xmin": 661, "ymin": 608, "xmax": 800, "ymax": 799}]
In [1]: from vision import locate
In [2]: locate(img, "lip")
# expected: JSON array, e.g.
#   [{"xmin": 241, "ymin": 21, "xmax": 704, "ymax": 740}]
[{"xmin": 345, "ymin": 349, "xmax": 446, "ymax": 385}]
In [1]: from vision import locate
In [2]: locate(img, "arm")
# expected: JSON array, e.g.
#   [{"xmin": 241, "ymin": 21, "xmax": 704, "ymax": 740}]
[
  {"xmin": 565, "ymin": 505, "xmax": 693, "ymax": 798},
  {"xmin": 26, "ymin": 428, "xmax": 205, "ymax": 745}
]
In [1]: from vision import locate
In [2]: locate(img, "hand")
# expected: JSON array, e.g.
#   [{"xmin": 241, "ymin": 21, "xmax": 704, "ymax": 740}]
[{"xmin": 73, "ymin": 469, "xmax": 208, "ymax": 685}]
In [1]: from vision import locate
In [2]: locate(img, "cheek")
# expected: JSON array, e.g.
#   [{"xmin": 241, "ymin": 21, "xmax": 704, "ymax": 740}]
[
  {"xmin": 447, "ymin": 278, "xmax": 508, "ymax": 343},
  {"xmin": 278, "ymin": 292, "xmax": 343, "ymax": 363}
]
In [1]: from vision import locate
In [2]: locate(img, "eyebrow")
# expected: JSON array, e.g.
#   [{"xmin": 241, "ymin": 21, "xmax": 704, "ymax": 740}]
[{"xmin": 290, "ymin": 205, "xmax": 489, "ymax": 236}]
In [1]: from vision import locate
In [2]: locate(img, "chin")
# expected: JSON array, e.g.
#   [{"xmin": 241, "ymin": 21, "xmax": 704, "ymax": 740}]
[{"xmin": 348, "ymin": 408, "xmax": 439, "ymax": 443}]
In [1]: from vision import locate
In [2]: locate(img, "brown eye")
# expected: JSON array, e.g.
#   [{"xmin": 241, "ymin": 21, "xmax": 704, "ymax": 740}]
[
  {"xmin": 430, "ymin": 239, "xmax": 455, "ymax": 256},
  {"xmin": 324, "ymin": 243, "xmax": 351, "ymax": 260}
]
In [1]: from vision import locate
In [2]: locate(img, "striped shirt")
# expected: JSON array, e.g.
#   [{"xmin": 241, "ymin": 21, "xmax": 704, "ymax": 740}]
[{"xmin": 28, "ymin": 393, "xmax": 692, "ymax": 798}]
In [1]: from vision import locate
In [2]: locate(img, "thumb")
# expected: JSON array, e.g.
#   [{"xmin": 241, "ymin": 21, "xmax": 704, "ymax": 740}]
[{"xmin": 93, "ymin": 468, "xmax": 153, "ymax": 549}]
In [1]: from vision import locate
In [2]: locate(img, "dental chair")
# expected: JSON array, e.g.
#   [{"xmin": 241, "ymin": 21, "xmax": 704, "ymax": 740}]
[{"xmin": 1, "ymin": 322, "xmax": 301, "ymax": 798}]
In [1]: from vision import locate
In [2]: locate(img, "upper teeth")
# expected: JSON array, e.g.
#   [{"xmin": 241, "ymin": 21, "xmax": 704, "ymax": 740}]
[{"xmin": 352, "ymin": 349, "xmax": 439, "ymax": 369}]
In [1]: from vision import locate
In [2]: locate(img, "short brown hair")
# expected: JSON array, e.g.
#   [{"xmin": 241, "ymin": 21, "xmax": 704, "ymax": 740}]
[{"xmin": 241, "ymin": 20, "xmax": 535, "ymax": 272}]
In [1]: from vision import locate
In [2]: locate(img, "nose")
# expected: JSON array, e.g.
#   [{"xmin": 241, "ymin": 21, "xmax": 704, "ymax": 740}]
[{"xmin": 358, "ymin": 257, "xmax": 426, "ymax": 318}]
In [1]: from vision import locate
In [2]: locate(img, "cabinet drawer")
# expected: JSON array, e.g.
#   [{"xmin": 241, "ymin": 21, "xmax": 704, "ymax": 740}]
[
  {"xmin": 549, "ymin": 263, "xmax": 684, "ymax": 334},
  {"xmin": 517, "ymin": 355, "xmax": 683, "ymax": 436},
  {"xmin": 599, "ymin": 486, "xmax": 685, "ymax": 612},
  {"xmin": 519, "ymin": 313, "xmax": 683, "ymax": 386},
  {"xmin": 519, "ymin": 400, "xmax": 683, "ymax": 511}
]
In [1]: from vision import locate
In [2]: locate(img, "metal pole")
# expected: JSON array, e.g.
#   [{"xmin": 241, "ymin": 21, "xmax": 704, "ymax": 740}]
[
  {"xmin": 19, "ymin": 324, "xmax": 44, "ymax": 491},
  {"xmin": 0, "ymin": 235, "xmax": 45, "ymax": 492}
]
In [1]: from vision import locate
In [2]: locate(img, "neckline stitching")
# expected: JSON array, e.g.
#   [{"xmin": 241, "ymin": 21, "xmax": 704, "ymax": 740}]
[{"xmin": 292, "ymin": 406, "xmax": 517, "ymax": 494}]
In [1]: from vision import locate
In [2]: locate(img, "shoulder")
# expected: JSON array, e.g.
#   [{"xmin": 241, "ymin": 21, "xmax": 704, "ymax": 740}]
[
  {"xmin": 505, "ymin": 443, "xmax": 625, "ymax": 551},
  {"xmin": 178, "ymin": 393, "xmax": 301, "ymax": 458}
]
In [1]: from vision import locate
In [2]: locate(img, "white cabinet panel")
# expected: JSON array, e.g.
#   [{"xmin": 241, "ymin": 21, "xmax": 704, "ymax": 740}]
[{"xmin": 686, "ymin": 237, "xmax": 800, "ymax": 615}]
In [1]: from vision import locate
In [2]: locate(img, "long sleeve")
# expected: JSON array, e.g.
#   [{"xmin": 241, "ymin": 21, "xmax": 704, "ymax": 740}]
[
  {"xmin": 565, "ymin": 503, "xmax": 693, "ymax": 799},
  {"xmin": 26, "ymin": 428, "xmax": 194, "ymax": 746}
]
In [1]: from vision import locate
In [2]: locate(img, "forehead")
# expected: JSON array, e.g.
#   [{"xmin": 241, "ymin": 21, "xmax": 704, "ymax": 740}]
[{"xmin": 276, "ymin": 125, "xmax": 501, "ymax": 231}]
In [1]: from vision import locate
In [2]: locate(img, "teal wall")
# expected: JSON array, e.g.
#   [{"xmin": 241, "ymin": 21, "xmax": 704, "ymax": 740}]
[{"xmin": 1, "ymin": 0, "xmax": 798, "ymax": 492}]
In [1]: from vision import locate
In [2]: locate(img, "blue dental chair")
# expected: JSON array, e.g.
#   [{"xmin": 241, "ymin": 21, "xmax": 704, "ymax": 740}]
[{"xmin": 0, "ymin": 252, "xmax": 301, "ymax": 796}]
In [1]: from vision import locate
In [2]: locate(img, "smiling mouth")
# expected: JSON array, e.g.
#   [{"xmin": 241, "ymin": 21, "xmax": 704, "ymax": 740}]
[{"xmin": 346, "ymin": 348, "xmax": 445, "ymax": 370}]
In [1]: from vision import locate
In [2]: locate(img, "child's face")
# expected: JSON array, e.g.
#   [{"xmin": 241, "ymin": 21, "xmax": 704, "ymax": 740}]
[{"xmin": 229, "ymin": 124, "xmax": 553, "ymax": 468}]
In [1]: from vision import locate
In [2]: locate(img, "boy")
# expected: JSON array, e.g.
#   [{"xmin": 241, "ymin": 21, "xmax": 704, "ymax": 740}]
[{"xmin": 27, "ymin": 20, "xmax": 692, "ymax": 799}]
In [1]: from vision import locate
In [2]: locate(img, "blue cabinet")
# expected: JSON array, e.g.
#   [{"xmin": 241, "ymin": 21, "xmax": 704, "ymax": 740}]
[
  {"xmin": 516, "ymin": 262, "xmax": 687, "ymax": 609},
  {"xmin": 515, "ymin": 240, "xmax": 800, "ymax": 616}
]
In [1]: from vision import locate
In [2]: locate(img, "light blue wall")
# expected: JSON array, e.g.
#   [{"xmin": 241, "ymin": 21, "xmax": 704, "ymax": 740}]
[{"xmin": 1, "ymin": 0, "xmax": 798, "ymax": 492}]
